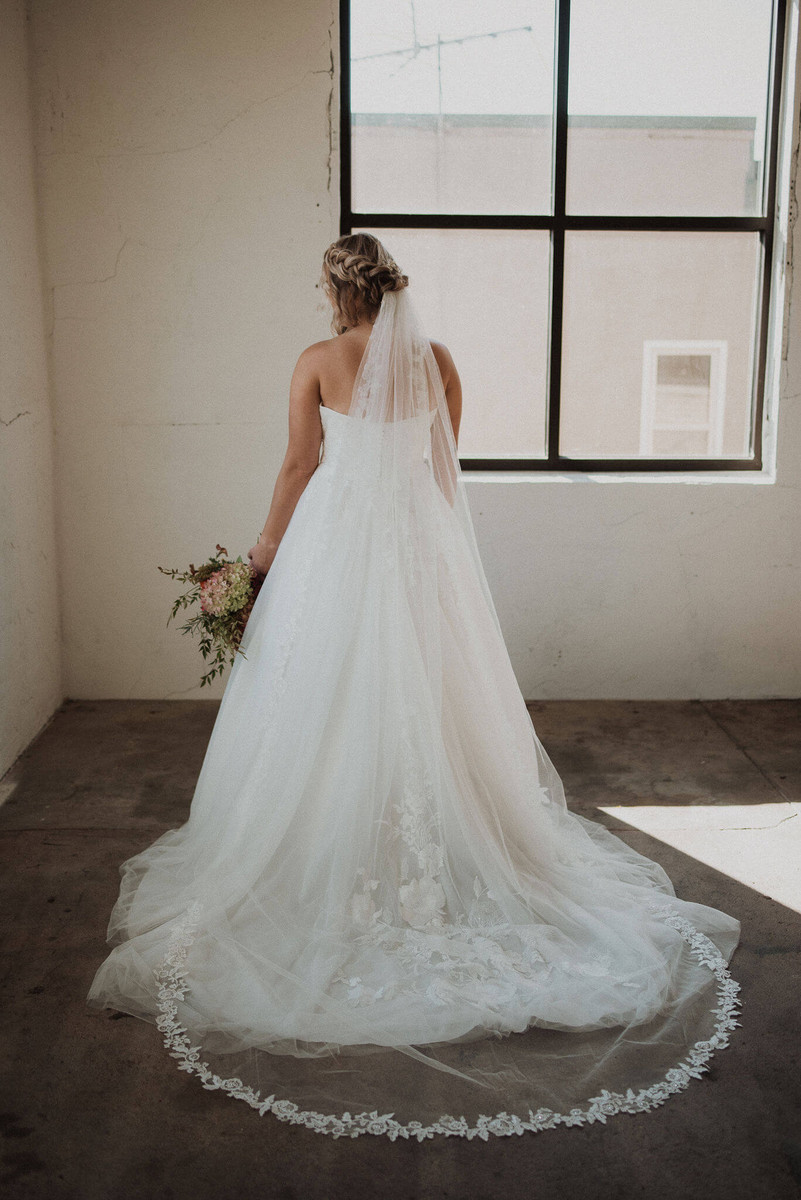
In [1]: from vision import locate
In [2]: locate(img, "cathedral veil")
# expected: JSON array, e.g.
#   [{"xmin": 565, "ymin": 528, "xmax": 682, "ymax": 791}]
[{"xmin": 87, "ymin": 283, "xmax": 742, "ymax": 1140}]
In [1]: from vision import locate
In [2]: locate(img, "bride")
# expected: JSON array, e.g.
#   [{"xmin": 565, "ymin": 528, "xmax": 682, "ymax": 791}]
[{"xmin": 88, "ymin": 234, "xmax": 742, "ymax": 1141}]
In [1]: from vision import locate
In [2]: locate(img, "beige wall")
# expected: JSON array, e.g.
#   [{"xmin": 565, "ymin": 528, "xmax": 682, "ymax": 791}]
[
  {"xmin": 0, "ymin": 0, "xmax": 62, "ymax": 777},
  {"xmin": 17, "ymin": 0, "xmax": 801, "ymax": 708},
  {"xmin": 29, "ymin": 0, "xmax": 338, "ymax": 701}
]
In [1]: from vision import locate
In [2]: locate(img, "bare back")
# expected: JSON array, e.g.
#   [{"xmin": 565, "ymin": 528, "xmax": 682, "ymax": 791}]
[
  {"xmin": 317, "ymin": 328, "xmax": 373, "ymax": 414},
  {"xmin": 313, "ymin": 327, "xmax": 462, "ymax": 442}
]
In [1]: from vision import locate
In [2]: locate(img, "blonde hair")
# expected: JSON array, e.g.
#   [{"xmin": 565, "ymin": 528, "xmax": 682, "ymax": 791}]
[{"xmin": 322, "ymin": 234, "xmax": 409, "ymax": 334}]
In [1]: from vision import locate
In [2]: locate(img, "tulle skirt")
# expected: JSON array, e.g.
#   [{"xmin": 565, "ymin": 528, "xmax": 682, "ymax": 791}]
[{"xmin": 88, "ymin": 412, "xmax": 741, "ymax": 1139}]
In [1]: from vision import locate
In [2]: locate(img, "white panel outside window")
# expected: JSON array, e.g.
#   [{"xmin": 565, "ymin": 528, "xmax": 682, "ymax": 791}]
[{"xmin": 640, "ymin": 341, "xmax": 728, "ymax": 457}]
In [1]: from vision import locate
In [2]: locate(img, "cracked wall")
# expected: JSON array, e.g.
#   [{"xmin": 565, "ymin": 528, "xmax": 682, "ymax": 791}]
[
  {"xmin": 12, "ymin": 0, "xmax": 801, "ymax": 707},
  {"xmin": 0, "ymin": 0, "xmax": 62, "ymax": 775},
  {"xmin": 28, "ymin": 0, "xmax": 338, "ymax": 702}
]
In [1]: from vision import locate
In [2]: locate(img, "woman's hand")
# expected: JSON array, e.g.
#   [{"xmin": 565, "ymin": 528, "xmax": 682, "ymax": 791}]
[{"xmin": 247, "ymin": 539, "xmax": 276, "ymax": 578}]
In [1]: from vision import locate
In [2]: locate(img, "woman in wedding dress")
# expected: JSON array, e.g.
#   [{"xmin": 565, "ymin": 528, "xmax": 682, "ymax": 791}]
[{"xmin": 88, "ymin": 234, "xmax": 742, "ymax": 1141}]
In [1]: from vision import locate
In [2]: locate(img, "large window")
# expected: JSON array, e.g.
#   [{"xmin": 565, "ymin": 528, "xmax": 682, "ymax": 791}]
[{"xmin": 340, "ymin": 0, "xmax": 790, "ymax": 471}]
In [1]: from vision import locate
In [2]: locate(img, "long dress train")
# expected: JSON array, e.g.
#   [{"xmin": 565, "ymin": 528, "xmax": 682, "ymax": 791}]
[{"xmin": 87, "ymin": 288, "xmax": 741, "ymax": 1140}]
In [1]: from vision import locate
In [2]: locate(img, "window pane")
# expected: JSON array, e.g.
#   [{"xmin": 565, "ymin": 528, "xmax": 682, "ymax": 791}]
[
  {"xmin": 657, "ymin": 356, "xmax": 711, "ymax": 388},
  {"xmin": 566, "ymin": 0, "xmax": 775, "ymax": 216},
  {"xmin": 559, "ymin": 232, "xmax": 761, "ymax": 459},
  {"xmin": 351, "ymin": 0, "xmax": 555, "ymax": 215},
  {"xmin": 654, "ymin": 386, "xmax": 711, "ymax": 428},
  {"xmin": 653, "ymin": 429, "xmax": 710, "ymax": 456},
  {"xmin": 361, "ymin": 228, "xmax": 550, "ymax": 458}
]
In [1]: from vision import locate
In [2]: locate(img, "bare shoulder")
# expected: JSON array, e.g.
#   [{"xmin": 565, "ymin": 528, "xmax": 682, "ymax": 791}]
[{"xmin": 294, "ymin": 338, "xmax": 331, "ymax": 374}]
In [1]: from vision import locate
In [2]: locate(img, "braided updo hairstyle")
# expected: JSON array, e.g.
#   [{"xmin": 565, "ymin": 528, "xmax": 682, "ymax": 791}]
[{"xmin": 322, "ymin": 233, "xmax": 409, "ymax": 334}]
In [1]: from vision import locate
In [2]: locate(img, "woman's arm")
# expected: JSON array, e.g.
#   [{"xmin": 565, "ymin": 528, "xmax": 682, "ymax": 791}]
[
  {"xmin": 430, "ymin": 341, "xmax": 462, "ymax": 506},
  {"xmin": 431, "ymin": 340, "xmax": 462, "ymax": 449},
  {"xmin": 247, "ymin": 345, "xmax": 324, "ymax": 576}
]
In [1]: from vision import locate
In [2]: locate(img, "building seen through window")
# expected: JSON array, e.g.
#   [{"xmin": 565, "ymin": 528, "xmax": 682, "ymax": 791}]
[{"xmin": 342, "ymin": 0, "xmax": 786, "ymax": 470}]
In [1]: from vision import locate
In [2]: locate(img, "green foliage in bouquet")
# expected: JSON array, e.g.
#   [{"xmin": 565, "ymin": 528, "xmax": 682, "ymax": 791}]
[{"xmin": 158, "ymin": 544, "xmax": 263, "ymax": 688}]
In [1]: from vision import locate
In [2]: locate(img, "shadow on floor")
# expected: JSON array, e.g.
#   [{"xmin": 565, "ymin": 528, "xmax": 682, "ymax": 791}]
[{"xmin": 0, "ymin": 699, "xmax": 799, "ymax": 1200}]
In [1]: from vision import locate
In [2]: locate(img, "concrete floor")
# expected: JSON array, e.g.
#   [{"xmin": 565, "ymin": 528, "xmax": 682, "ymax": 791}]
[{"xmin": 1, "ymin": 698, "xmax": 799, "ymax": 1200}]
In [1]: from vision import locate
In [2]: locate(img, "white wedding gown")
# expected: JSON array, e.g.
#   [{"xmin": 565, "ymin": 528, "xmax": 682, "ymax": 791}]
[{"xmin": 88, "ymin": 289, "xmax": 741, "ymax": 1140}]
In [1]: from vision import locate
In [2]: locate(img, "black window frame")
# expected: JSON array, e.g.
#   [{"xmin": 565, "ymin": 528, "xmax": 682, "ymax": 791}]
[{"xmin": 339, "ymin": 0, "xmax": 789, "ymax": 472}]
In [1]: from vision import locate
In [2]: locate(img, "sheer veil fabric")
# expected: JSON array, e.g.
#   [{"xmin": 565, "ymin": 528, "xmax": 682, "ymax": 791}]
[{"xmin": 88, "ymin": 288, "xmax": 742, "ymax": 1140}]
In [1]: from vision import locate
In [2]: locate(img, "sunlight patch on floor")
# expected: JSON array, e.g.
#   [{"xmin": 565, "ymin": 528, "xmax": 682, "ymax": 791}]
[
  {"xmin": 598, "ymin": 803, "xmax": 801, "ymax": 915},
  {"xmin": 0, "ymin": 778, "xmax": 18, "ymax": 810}
]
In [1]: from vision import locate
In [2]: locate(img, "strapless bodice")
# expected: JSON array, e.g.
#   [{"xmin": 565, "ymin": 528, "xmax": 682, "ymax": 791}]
[{"xmin": 318, "ymin": 404, "xmax": 436, "ymax": 476}]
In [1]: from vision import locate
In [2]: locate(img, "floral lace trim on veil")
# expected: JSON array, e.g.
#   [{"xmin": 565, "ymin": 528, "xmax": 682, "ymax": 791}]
[{"xmin": 154, "ymin": 901, "xmax": 742, "ymax": 1141}]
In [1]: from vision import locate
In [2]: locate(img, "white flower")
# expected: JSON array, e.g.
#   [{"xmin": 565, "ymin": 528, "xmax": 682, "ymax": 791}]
[
  {"xmin": 587, "ymin": 1089, "xmax": 623, "ymax": 1120},
  {"xmin": 399, "ymin": 876, "xmax": 446, "ymax": 928},
  {"xmin": 424, "ymin": 980, "xmax": 449, "ymax": 1007},
  {"xmin": 365, "ymin": 1116, "xmax": 391, "ymax": 1135},
  {"xmin": 346, "ymin": 976, "xmax": 368, "ymax": 1004},
  {"xmin": 486, "ymin": 1112, "xmax": 525, "ymax": 1136},
  {"xmin": 528, "ymin": 1107, "xmax": 559, "ymax": 1131},
  {"xmin": 437, "ymin": 1115, "xmax": 469, "ymax": 1135},
  {"xmin": 271, "ymin": 1099, "xmax": 300, "ymax": 1120}
]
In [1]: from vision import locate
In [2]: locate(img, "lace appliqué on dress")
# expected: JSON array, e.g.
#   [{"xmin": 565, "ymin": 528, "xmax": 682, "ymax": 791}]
[
  {"xmin": 330, "ymin": 719, "xmax": 616, "ymax": 1014},
  {"xmin": 154, "ymin": 897, "xmax": 742, "ymax": 1141}
]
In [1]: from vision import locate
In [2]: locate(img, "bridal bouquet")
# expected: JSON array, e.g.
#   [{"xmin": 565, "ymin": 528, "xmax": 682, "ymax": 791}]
[{"xmin": 157, "ymin": 544, "xmax": 264, "ymax": 688}]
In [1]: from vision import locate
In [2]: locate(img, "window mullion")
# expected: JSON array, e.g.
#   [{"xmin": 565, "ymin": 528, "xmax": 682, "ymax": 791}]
[
  {"xmin": 547, "ymin": 0, "xmax": 571, "ymax": 463},
  {"xmin": 750, "ymin": 0, "xmax": 788, "ymax": 467},
  {"xmin": 339, "ymin": 0, "xmax": 352, "ymax": 234}
]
